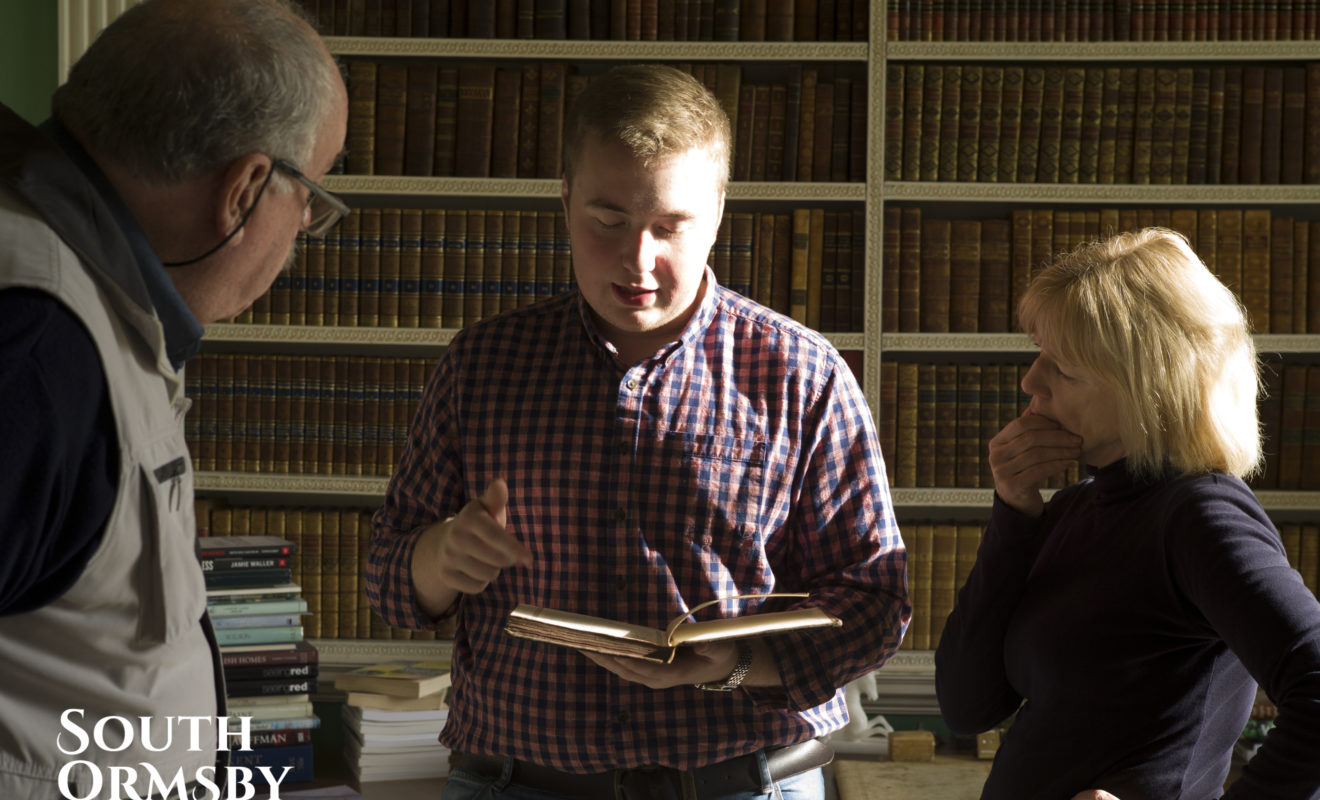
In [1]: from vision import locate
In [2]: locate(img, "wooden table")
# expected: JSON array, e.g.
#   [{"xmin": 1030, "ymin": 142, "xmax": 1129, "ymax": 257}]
[{"xmin": 833, "ymin": 755, "xmax": 992, "ymax": 800}]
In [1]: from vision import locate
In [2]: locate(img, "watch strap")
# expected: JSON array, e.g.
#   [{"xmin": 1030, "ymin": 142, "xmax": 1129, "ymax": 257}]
[{"xmin": 694, "ymin": 638, "xmax": 753, "ymax": 692}]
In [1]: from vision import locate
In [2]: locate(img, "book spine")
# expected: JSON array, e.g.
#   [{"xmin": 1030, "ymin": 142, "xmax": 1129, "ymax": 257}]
[
  {"xmin": 442, "ymin": 209, "xmax": 467, "ymax": 328},
  {"xmin": 977, "ymin": 66, "xmax": 1004, "ymax": 182},
  {"xmin": 537, "ymin": 63, "xmax": 566, "ymax": 179},
  {"xmin": 1239, "ymin": 66, "xmax": 1266, "ymax": 184},
  {"xmin": 919, "ymin": 218, "xmax": 951, "ymax": 332},
  {"xmin": 500, "ymin": 210, "xmax": 521, "ymax": 313},
  {"xmin": 1058, "ymin": 65, "xmax": 1085, "ymax": 183},
  {"xmin": 1241, "ymin": 208, "xmax": 1272, "ymax": 332},
  {"xmin": 455, "ymin": 63, "xmax": 495, "ymax": 178},
  {"xmin": 373, "ymin": 62, "xmax": 408, "ymax": 176},
  {"xmin": 483, "ymin": 210, "xmax": 506, "ymax": 319},
  {"xmin": 215, "ymin": 626, "xmax": 304, "ymax": 646},
  {"xmin": 346, "ymin": 60, "xmax": 377, "ymax": 175},
  {"xmin": 1016, "ymin": 66, "xmax": 1044, "ymax": 182},
  {"xmin": 460, "ymin": 210, "xmax": 484, "ymax": 325},
  {"xmin": 491, "ymin": 67, "xmax": 522, "ymax": 178},
  {"xmin": 403, "ymin": 63, "xmax": 438, "ymax": 176},
  {"xmin": 956, "ymin": 65, "xmax": 981, "ymax": 181},
  {"xmin": 1279, "ymin": 66, "xmax": 1307, "ymax": 185}
]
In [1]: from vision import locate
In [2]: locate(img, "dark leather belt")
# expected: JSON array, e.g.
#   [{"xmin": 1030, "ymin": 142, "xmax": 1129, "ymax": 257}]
[{"xmin": 457, "ymin": 738, "xmax": 833, "ymax": 800}]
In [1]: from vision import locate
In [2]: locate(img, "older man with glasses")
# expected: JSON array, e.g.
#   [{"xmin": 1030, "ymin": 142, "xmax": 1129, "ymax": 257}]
[{"xmin": 0, "ymin": 0, "xmax": 347, "ymax": 796}]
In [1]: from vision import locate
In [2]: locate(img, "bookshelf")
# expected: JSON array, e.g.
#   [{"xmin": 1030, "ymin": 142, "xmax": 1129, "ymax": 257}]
[
  {"xmin": 879, "ymin": 3, "xmax": 1320, "ymax": 706},
  {"xmin": 58, "ymin": 0, "xmax": 1320, "ymax": 710}
]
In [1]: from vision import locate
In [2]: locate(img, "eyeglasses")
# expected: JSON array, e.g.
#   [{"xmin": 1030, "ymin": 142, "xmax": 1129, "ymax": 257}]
[{"xmin": 272, "ymin": 157, "xmax": 351, "ymax": 238}]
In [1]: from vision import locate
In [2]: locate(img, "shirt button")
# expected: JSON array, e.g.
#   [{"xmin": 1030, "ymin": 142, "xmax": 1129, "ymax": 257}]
[
  {"xmin": 615, "ymin": 710, "xmax": 630, "ymax": 725},
  {"xmin": 614, "ymin": 507, "xmax": 627, "ymax": 523},
  {"xmin": 615, "ymin": 577, "xmax": 628, "ymax": 592},
  {"xmin": 625, "ymin": 379, "xmax": 638, "ymax": 390}
]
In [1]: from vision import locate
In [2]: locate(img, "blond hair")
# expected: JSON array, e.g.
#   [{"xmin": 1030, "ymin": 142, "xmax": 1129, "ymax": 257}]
[
  {"xmin": 1018, "ymin": 227, "xmax": 1261, "ymax": 479},
  {"xmin": 562, "ymin": 64, "xmax": 731, "ymax": 192}
]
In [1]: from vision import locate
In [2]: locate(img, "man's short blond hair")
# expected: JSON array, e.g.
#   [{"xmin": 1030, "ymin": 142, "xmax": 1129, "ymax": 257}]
[
  {"xmin": 1019, "ymin": 227, "xmax": 1261, "ymax": 479},
  {"xmin": 562, "ymin": 64, "xmax": 731, "ymax": 192}
]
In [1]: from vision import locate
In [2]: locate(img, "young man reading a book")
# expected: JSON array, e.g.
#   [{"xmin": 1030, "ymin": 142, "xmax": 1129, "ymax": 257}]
[
  {"xmin": 0, "ymin": 1, "xmax": 348, "ymax": 796},
  {"xmin": 369, "ymin": 64, "xmax": 910, "ymax": 800}
]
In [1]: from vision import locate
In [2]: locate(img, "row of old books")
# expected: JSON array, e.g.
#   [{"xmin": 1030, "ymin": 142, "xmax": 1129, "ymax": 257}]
[
  {"xmin": 900, "ymin": 522, "xmax": 981, "ymax": 651},
  {"xmin": 345, "ymin": 58, "xmax": 866, "ymax": 183},
  {"xmin": 881, "ymin": 207, "xmax": 1320, "ymax": 335},
  {"xmin": 877, "ymin": 360, "xmax": 1083, "ymax": 491},
  {"xmin": 899, "ymin": 519, "xmax": 1320, "ymax": 651},
  {"xmin": 196, "ymin": 502, "xmax": 459, "ymax": 641},
  {"xmin": 878, "ymin": 358, "xmax": 1320, "ymax": 493},
  {"xmin": 889, "ymin": 0, "xmax": 1320, "ymax": 42},
  {"xmin": 1258, "ymin": 361, "xmax": 1320, "ymax": 491},
  {"xmin": 237, "ymin": 208, "xmax": 866, "ymax": 333},
  {"xmin": 199, "ymin": 535, "xmax": 318, "ymax": 785},
  {"xmin": 184, "ymin": 355, "xmax": 431, "ymax": 477},
  {"xmin": 335, "ymin": 663, "xmax": 453, "ymax": 785},
  {"xmin": 884, "ymin": 62, "xmax": 1320, "ymax": 185},
  {"xmin": 298, "ymin": 0, "xmax": 869, "ymax": 41}
]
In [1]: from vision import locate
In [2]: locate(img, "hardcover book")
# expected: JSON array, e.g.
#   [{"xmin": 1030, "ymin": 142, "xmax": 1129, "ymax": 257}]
[
  {"xmin": 504, "ymin": 594, "xmax": 841, "ymax": 663},
  {"xmin": 197, "ymin": 536, "xmax": 295, "ymax": 559},
  {"xmin": 334, "ymin": 661, "xmax": 453, "ymax": 699}
]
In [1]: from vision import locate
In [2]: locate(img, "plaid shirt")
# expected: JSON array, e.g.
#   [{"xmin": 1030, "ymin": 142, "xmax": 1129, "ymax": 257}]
[{"xmin": 368, "ymin": 271, "xmax": 909, "ymax": 772}]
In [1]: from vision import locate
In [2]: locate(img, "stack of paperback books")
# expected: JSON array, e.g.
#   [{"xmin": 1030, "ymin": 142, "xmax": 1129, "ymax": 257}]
[
  {"xmin": 199, "ymin": 535, "xmax": 318, "ymax": 784},
  {"xmin": 335, "ymin": 661, "xmax": 453, "ymax": 785}
]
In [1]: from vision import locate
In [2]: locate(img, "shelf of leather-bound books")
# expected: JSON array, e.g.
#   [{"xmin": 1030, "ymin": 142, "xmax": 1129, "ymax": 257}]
[{"xmin": 313, "ymin": 15, "xmax": 887, "ymax": 394}]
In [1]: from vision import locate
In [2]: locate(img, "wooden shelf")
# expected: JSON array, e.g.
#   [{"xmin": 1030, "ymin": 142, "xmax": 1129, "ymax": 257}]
[
  {"xmin": 881, "ymin": 181, "xmax": 1320, "ymax": 205},
  {"xmin": 887, "ymin": 40, "xmax": 1320, "ymax": 61},
  {"xmin": 326, "ymin": 36, "xmax": 868, "ymax": 61},
  {"xmin": 323, "ymin": 175, "xmax": 867, "ymax": 202},
  {"xmin": 202, "ymin": 323, "xmax": 866, "ymax": 352},
  {"xmin": 881, "ymin": 333, "xmax": 1320, "ymax": 354}
]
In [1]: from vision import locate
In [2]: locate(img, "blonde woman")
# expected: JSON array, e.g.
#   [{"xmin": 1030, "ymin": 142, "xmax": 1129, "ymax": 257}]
[{"xmin": 936, "ymin": 228, "xmax": 1320, "ymax": 799}]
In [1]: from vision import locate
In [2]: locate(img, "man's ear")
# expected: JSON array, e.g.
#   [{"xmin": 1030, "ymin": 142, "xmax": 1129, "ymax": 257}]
[
  {"xmin": 711, "ymin": 191, "xmax": 726, "ymax": 245},
  {"xmin": 217, "ymin": 154, "xmax": 271, "ymax": 242}
]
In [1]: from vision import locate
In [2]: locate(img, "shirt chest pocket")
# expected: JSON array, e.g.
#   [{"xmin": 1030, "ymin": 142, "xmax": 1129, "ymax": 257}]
[
  {"xmin": 134, "ymin": 435, "xmax": 206, "ymax": 645},
  {"xmin": 671, "ymin": 431, "xmax": 773, "ymax": 547}
]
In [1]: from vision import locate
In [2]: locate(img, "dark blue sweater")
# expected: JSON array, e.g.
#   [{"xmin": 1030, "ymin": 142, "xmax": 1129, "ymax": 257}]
[{"xmin": 936, "ymin": 461, "xmax": 1320, "ymax": 799}]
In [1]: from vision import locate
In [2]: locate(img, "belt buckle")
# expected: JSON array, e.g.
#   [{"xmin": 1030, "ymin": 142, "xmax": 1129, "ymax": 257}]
[{"xmin": 616, "ymin": 764, "xmax": 681, "ymax": 800}]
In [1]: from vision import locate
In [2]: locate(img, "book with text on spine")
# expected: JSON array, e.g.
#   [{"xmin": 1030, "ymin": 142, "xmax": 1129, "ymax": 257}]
[{"xmin": 504, "ymin": 593, "xmax": 841, "ymax": 663}]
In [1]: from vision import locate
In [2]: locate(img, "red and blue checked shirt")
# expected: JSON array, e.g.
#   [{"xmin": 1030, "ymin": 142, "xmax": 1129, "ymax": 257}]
[{"xmin": 367, "ymin": 271, "xmax": 910, "ymax": 772}]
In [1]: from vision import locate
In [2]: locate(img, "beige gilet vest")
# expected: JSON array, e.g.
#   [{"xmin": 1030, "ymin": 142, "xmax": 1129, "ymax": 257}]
[{"xmin": 0, "ymin": 185, "xmax": 218, "ymax": 798}]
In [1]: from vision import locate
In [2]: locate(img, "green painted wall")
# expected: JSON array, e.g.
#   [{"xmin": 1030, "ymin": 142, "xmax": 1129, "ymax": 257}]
[{"xmin": 0, "ymin": 0, "xmax": 58, "ymax": 123}]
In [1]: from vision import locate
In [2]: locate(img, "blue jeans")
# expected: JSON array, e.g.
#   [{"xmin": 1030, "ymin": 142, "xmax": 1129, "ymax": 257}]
[{"xmin": 440, "ymin": 760, "xmax": 826, "ymax": 800}]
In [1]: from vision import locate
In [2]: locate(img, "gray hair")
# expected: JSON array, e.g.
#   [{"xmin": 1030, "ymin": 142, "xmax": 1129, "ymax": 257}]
[{"xmin": 53, "ymin": 0, "xmax": 340, "ymax": 189}]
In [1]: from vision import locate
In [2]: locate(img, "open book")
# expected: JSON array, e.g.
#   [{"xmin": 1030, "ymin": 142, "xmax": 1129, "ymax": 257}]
[{"xmin": 504, "ymin": 594, "xmax": 841, "ymax": 663}]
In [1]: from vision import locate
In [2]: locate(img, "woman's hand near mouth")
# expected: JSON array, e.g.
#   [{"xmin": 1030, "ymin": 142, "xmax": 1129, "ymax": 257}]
[{"xmin": 988, "ymin": 407, "xmax": 1084, "ymax": 517}]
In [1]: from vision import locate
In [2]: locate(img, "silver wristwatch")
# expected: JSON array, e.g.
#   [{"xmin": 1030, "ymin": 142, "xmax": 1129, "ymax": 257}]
[{"xmin": 694, "ymin": 639, "xmax": 753, "ymax": 692}]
